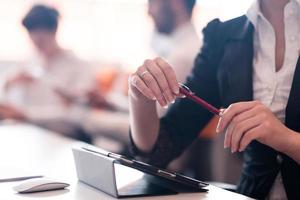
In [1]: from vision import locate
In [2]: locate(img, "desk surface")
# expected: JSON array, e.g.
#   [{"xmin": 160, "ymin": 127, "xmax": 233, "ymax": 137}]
[{"xmin": 0, "ymin": 123, "xmax": 253, "ymax": 200}]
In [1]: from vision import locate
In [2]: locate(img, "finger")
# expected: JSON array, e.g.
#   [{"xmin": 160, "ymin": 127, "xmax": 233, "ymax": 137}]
[
  {"xmin": 223, "ymin": 115, "xmax": 250, "ymax": 150},
  {"xmin": 130, "ymin": 74, "xmax": 156, "ymax": 100},
  {"xmin": 223, "ymin": 106, "xmax": 261, "ymax": 148},
  {"xmin": 218, "ymin": 101, "xmax": 261, "ymax": 133},
  {"xmin": 137, "ymin": 68, "xmax": 167, "ymax": 106},
  {"xmin": 155, "ymin": 57, "xmax": 179, "ymax": 95},
  {"xmin": 144, "ymin": 60, "xmax": 175, "ymax": 104},
  {"xmin": 224, "ymin": 127, "xmax": 233, "ymax": 151},
  {"xmin": 239, "ymin": 125, "xmax": 262, "ymax": 152},
  {"xmin": 230, "ymin": 115, "xmax": 261, "ymax": 153},
  {"xmin": 224, "ymin": 121, "xmax": 245, "ymax": 149}
]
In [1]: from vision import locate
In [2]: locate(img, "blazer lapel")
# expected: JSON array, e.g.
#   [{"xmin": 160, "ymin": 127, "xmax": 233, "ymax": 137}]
[
  {"xmin": 286, "ymin": 56, "xmax": 300, "ymax": 131},
  {"xmin": 218, "ymin": 16, "xmax": 254, "ymax": 106}
]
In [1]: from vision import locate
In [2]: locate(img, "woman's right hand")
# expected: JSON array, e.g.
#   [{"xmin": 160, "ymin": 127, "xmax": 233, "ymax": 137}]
[{"xmin": 129, "ymin": 57, "xmax": 180, "ymax": 107}]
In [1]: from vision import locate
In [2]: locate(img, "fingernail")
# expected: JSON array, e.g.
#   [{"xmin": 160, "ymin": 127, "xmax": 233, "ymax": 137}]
[
  {"xmin": 171, "ymin": 99, "xmax": 175, "ymax": 104},
  {"xmin": 173, "ymin": 86, "xmax": 179, "ymax": 94},
  {"xmin": 163, "ymin": 105, "xmax": 168, "ymax": 109},
  {"xmin": 151, "ymin": 95, "xmax": 156, "ymax": 100},
  {"xmin": 219, "ymin": 109, "xmax": 225, "ymax": 116},
  {"xmin": 168, "ymin": 96, "xmax": 174, "ymax": 104}
]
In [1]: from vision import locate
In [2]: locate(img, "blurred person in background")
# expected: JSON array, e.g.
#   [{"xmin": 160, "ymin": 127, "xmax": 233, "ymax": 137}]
[{"xmin": 0, "ymin": 4, "xmax": 111, "ymax": 142}]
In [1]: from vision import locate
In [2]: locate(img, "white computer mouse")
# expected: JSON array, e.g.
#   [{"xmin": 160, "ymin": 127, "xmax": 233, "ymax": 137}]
[{"xmin": 13, "ymin": 178, "xmax": 70, "ymax": 193}]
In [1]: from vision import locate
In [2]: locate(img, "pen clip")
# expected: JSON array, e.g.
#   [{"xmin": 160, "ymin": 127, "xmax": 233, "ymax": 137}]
[
  {"xmin": 179, "ymin": 83, "xmax": 220, "ymax": 116},
  {"xmin": 179, "ymin": 83, "xmax": 194, "ymax": 95}
]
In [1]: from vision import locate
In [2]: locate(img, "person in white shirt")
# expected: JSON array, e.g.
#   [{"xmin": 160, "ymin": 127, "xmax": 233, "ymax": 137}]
[{"xmin": 0, "ymin": 4, "xmax": 106, "ymax": 141}]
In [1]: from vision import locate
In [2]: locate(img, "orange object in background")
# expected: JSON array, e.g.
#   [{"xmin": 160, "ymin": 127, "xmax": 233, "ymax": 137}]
[
  {"xmin": 199, "ymin": 116, "xmax": 219, "ymax": 139},
  {"xmin": 96, "ymin": 66, "xmax": 119, "ymax": 94}
]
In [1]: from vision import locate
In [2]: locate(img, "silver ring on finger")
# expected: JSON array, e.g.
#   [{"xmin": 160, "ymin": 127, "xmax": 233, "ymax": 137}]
[{"xmin": 140, "ymin": 70, "xmax": 150, "ymax": 78}]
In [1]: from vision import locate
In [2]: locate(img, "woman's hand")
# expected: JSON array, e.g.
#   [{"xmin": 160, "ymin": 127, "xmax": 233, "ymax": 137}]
[
  {"xmin": 5, "ymin": 72, "xmax": 35, "ymax": 91},
  {"xmin": 216, "ymin": 101, "xmax": 294, "ymax": 153},
  {"xmin": 0, "ymin": 104, "xmax": 27, "ymax": 121},
  {"xmin": 129, "ymin": 57, "xmax": 180, "ymax": 152},
  {"xmin": 129, "ymin": 57, "xmax": 180, "ymax": 107}
]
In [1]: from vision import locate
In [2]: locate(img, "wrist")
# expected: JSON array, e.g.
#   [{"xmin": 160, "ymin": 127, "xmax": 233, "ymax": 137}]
[{"xmin": 278, "ymin": 128, "xmax": 299, "ymax": 155}]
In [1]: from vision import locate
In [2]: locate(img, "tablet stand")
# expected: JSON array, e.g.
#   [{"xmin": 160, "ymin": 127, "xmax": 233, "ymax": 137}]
[{"xmin": 73, "ymin": 147, "xmax": 176, "ymax": 198}]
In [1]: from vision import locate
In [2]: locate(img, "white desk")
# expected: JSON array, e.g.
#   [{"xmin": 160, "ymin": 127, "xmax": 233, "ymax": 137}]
[{"xmin": 0, "ymin": 124, "xmax": 253, "ymax": 200}]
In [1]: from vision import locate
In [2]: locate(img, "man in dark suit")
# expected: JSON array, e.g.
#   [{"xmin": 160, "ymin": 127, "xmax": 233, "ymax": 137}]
[{"xmin": 128, "ymin": 0, "xmax": 300, "ymax": 199}]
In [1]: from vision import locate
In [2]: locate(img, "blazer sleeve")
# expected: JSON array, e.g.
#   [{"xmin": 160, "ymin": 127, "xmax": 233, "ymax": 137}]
[{"xmin": 130, "ymin": 19, "xmax": 224, "ymax": 168}]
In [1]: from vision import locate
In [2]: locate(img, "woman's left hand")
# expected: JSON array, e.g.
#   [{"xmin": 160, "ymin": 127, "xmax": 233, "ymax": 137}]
[
  {"xmin": 216, "ymin": 101, "xmax": 293, "ymax": 153},
  {"xmin": 0, "ymin": 104, "xmax": 27, "ymax": 121}
]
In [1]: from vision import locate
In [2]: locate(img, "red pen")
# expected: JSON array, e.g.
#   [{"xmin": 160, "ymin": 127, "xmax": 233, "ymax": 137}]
[{"xmin": 179, "ymin": 84, "xmax": 221, "ymax": 116}]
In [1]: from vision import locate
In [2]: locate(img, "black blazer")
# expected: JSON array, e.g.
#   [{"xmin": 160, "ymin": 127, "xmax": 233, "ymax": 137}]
[{"xmin": 130, "ymin": 15, "xmax": 300, "ymax": 199}]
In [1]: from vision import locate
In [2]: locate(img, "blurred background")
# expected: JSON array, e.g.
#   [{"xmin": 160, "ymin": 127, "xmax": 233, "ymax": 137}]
[
  {"xmin": 0, "ymin": 0, "xmax": 253, "ymax": 69},
  {"xmin": 0, "ymin": 0, "xmax": 254, "ymax": 187}
]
